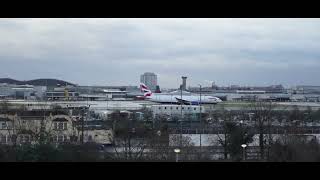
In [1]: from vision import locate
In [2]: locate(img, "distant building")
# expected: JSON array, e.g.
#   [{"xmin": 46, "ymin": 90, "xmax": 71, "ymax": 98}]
[
  {"xmin": 155, "ymin": 85, "xmax": 161, "ymax": 93},
  {"xmin": 46, "ymin": 87, "xmax": 79, "ymax": 101},
  {"xmin": 295, "ymin": 86, "xmax": 320, "ymax": 94},
  {"xmin": 150, "ymin": 104, "xmax": 205, "ymax": 120},
  {"xmin": 215, "ymin": 84, "xmax": 285, "ymax": 94},
  {"xmin": 0, "ymin": 108, "xmax": 114, "ymax": 145},
  {"xmin": 79, "ymin": 89, "xmax": 127, "ymax": 100},
  {"xmin": 140, "ymin": 72, "xmax": 157, "ymax": 91},
  {"xmin": 236, "ymin": 90, "xmax": 266, "ymax": 94},
  {"xmin": 188, "ymin": 86, "xmax": 214, "ymax": 93},
  {"xmin": 0, "ymin": 83, "xmax": 47, "ymax": 100}
]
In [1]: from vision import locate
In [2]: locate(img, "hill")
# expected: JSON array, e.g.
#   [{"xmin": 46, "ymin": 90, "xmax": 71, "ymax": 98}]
[{"xmin": 0, "ymin": 78, "xmax": 76, "ymax": 86}]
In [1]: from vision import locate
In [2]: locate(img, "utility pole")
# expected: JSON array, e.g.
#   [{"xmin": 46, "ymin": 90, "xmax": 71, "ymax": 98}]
[
  {"xmin": 128, "ymin": 127, "xmax": 131, "ymax": 160},
  {"xmin": 198, "ymin": 84, "xmax": 202, "ymax": 158},
  {"xmin": 40, "ymin": 101, "xmax": 46, "ymax": 145},
  {"xmin": 180, "ymin": 85, "xmax": 183, "ymax": 148}
]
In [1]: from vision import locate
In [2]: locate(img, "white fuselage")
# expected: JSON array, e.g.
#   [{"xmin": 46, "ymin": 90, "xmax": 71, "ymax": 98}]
[{"xmin": 145, "ymin": 93, "xmax": 222, "ymax": 104}]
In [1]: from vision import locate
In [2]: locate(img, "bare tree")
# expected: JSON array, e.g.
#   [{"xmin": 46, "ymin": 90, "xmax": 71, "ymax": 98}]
[
  {"xmin": 248, "ymin": 101, "xmax": 275, "ymax": 160},
  {"xmin": 109, "ymin": 115, "xmax": 150, "ymax": 161},
  {"xmin": 145, "ymin": 129, "xmax": 170, "ymax": 161},
  {"xmin": 216, "ymin": 119, "xmax": 254, "ymax": 161},
  {"xmin": 169, "ymin": 134, "xmax": 195, "ymax": 161},
  {"xmin": 269, "ymin": 134, "xmax": 320, "ymax": 162},
  {"xmin": 215, "ymin": 106, "xmax": 233, "ymax": 160}
]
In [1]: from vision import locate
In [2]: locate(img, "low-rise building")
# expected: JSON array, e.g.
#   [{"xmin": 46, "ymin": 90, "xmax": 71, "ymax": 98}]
[
  {"xmin": 0, "ymin": 83, "xmax": 47, "ymax": 100},
  {"xmin": 46, "ymin": 87, "xmax": 79, "ymax": 101},
  {"xmin": 150, "ymin": 104, "xmax": 205, "ymax": 120},
  {"xmin": 294, "ymin": 86, "xmax": 320, "ymax": 94},
  {"xmin": 0, "ymin": 110, "xmax": 113, "ymax": 145}
]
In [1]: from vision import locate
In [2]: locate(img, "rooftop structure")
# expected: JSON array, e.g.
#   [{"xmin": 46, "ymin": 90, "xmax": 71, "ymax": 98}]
[
  {"xmin": 181, "ymin": 76, "xmax": 187, "ymax": 91},
  {"xmin": 294, "ymin": 86, "xmax": 320, "ymax": 94},
  {"xmin": 0, "ymin": 83, "xmax": 47, "ymax": 100}
]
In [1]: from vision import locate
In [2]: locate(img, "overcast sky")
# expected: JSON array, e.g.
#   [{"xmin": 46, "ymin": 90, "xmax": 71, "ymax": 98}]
[{"xmin": 0, "ymin": 18, "xmax": 320, "ymax": 88}]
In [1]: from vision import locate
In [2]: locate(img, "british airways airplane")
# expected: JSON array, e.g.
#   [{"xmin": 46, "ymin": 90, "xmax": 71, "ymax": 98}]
[{"xmin": 137, "ymin": 83, "xmax": 222, "ymax": 105}]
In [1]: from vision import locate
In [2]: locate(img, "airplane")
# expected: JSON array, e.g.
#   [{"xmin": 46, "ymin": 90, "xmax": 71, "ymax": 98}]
[{"xmin": 138, "ymin": 83, "xmax": 222, "ymax": 105}]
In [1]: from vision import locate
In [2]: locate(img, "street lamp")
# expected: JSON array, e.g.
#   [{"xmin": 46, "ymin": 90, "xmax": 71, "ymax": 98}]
[
  {"xmin": 239, "ymin": 120, "xmax": 244, "ymax": 129},
  {"xmin": 156, "ymin": 130, "xmax": 161, "ymax": 136},
  {"xmin": 131, "ymin": 128, "xmax": 136, "ymax": 134},
  {"xmin": 128, "ymin": 127, "xmax": 136, "ymax": 160},
  {"xmin": 304, "ymin": 112, "xmax": 309, "ymax": 127},
  {"xmin": 80, "ymin": 106, "xmax": 86, "ymax": 144},
  {"xmin": 241, "ymin": 144, "xmax": 247, "ymax": 161},
  {"xmin": 174, "ymin": 148, "xmax": 181, "ymax": 162},
  {"xmin": 247, "ymin": 113, "xmax": 255, "ymax": 126}
]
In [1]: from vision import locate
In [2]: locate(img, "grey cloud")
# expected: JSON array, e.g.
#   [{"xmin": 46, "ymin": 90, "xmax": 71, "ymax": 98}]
[{"xmin": 1, "ymin": 18, "xmax": 320, "ymax": 88}]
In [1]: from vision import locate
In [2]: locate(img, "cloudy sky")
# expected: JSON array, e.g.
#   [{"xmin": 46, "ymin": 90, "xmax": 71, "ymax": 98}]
[{"xmin": 0, "ymin": 18, "xmax": 320, "ymax": 88}]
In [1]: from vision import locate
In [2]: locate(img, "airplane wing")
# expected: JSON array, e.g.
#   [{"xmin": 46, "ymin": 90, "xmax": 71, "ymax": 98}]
[
  {"xmin": 175, "ymin": 97, "xmax": 200, "ymax": 105},
  {"xmin": 175, "ymin": 97, "xmax": 192, "ymax": 105}
]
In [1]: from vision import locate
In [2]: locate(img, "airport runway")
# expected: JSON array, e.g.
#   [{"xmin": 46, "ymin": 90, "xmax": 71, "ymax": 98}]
[{"xmin": 2, "ymin": 100, "xmax": 320, "ymax": 111}]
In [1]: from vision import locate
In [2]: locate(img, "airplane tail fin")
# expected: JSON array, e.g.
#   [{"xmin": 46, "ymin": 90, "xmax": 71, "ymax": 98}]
[
  {"xmin": 144, "ymin": 91, "xmax": 152, "ymax": 97},
  {"xmin": 140, "ymin": 83, "xmax": 149, "ymax": 92},
  {"xmin": 140, "ymin": 83, "xmax": 152, "ymax": 97}
]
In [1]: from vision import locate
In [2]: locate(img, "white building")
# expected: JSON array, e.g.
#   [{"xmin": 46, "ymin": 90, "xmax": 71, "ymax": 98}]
[
  {"xmin": 140, "ymin": 72, "xmax": 157, "ymax": 91},
  {"xmin": 295, "ymin": 86, "xmax": 320, "ymax": 94},
  {"xmin": 150, "ymin": 104, "xmax": 205, "ymax": 119},
  {"xmin": 0, "ymin": 84, "xmax": 47, "ymax": 100}
]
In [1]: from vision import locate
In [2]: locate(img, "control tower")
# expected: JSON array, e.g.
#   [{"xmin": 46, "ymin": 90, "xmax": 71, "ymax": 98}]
[{"xmin": 181, "ymin": 76, "xmax": 187, "ymax": 91}]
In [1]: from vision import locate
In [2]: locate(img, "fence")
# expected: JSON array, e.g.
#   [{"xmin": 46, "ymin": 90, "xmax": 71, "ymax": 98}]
[{"xmin": 169, "ymin": 126, "xmax": 320, "ymax": 135}]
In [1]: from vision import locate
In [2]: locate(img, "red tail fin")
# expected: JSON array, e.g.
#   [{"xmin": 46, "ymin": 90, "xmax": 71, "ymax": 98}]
[
  {"xmin": 140, "ymin": 83, "xmax": 152, "ymax": 97},
  {"xmin": 140, "ymin": 83, "xmax": 150, "ymax": 92}
]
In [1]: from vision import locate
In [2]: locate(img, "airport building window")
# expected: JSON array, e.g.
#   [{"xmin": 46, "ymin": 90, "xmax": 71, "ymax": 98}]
[
  {"xmin": 0, "ymin": 135, "xmax": 7, "ymax": 143},
  {"xmin": 194, "ymin": 108, "xmax": 197, "ymax": 110},
  {"xmin": 19, "ymin": 135, "xmax": 31, "ymax": 143},
  {"xmin": 182, "ymin": 107, "xmax": 184, "ymax": 110},
  {"xmin": 25, "ymin": 135, "xmax": 31, "ymax": 143},
  {"xmin": 54, "ymin": 122, "xmax": 68, "ymax": 130},
  {"xmin": 170, "ymin": 107, "xmax": 173, "ymax": 110},
  {"xmin": 188, "ymin": 107, "xmax": 190, "ymax": 110},
  {"xmin": 55, "ymin": 135, "xmax": 68, "ymax": 142},
  {"xmin": 176, "ymin": 107, "xmax": 179, "ymax": 110},
  {"xmin": 1, "ymin": 122, "xmax": 7, "ymax": 129},
  {"xmin": 57, "ymin": 135, "xmax": 63, "ymax": 142},
  {"xmin": 164, "ymin": 107, "xmax": 167, "ymax": 110},
  {"xmin": 58, "ymin": 123, "xmax": 63, "ymax": 130},
  {"xmin": 159, "ymin": 107, "xmax": 161, "ymax": 110}
]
